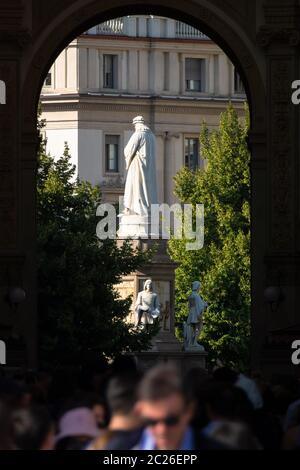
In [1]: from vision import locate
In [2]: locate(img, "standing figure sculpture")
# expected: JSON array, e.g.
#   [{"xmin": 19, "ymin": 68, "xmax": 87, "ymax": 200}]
[
  {"xmin": 135, "ymin": 279, "xmax": 160, "ymax": 330},
  {"xmin": 183, "ymin": 281, "xmax": 207, "ymax": 351},
  {"xmin": 123, "ymin": 116, "xmax": 158, "ymax": 216}
]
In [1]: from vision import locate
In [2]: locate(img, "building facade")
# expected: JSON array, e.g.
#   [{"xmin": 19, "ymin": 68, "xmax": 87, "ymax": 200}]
[{"xmin": 41, "ymin": 15, "xmax": 246, "ymax": 206}]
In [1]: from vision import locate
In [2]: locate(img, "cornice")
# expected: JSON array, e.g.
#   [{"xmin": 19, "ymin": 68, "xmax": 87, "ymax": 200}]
[{"xmin": 41, "ymin": 96, "xmax": 245, "ymax": 115}]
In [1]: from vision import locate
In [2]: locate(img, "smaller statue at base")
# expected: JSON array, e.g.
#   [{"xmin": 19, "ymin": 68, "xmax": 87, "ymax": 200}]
[
  {"xmin": 135, "ymin": 279, "xmax": 160, "ymax": 331},
  {"xmin": 183, "ymin": 281, "xmax": 207, "ymax": 352}
]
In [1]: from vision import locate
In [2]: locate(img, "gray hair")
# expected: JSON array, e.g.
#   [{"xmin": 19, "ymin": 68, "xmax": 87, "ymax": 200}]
[{"xmin": 144, "ymin": 279, "xmax": 152, "ymax": 290}]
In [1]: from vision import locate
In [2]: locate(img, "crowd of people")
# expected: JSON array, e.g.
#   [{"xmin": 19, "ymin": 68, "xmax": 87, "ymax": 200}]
[{"xmin": 0, "ymin": 357, "xmax": 300, "ymax": 450}]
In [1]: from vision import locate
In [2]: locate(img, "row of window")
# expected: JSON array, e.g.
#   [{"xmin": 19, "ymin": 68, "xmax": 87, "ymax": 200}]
[
  {"xmin": 45, "ymin": 55, "xmax": 245, "ymax": 94},
  {"xmin": 105, "ymin": 135, "xmax": 200, "ymax": 174}
]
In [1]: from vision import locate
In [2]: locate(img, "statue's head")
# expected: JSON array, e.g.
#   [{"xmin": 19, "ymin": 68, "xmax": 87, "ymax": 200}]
[
  {"xmin": 144, "ymin": 279, "xmax": 153, "ymax": 291},
  {"xmin": 192, "ymin": 281, "xmax": 201, "ymax": 292},
  {"xmin": 132, "ymin": 115, "xmax": 145, "ymax": 129}
]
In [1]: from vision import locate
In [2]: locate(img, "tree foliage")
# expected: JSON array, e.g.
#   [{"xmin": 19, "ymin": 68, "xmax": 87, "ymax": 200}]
[
  {"xmin": 37, "ymin": 116, "xmax": 155, "ymax": 367},
  {"xmin": 169, "ymin": 104, "xmax": 250, "ymax": 369}
]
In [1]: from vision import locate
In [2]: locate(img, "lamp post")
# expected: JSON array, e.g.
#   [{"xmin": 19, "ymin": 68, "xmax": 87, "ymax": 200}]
[
  {"xmin": 263, "ymin": 286, "xmax": 284, "ymax": 312},
  {"xmin": 7, "ymin": 287, "xmax": 26, "ymax": 312}
]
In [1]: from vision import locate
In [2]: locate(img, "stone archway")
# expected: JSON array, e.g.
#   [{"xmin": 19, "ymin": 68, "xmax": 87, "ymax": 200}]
[{"xmin": 3, "ymin": 0, "xmax": 296, "ymax": 372}]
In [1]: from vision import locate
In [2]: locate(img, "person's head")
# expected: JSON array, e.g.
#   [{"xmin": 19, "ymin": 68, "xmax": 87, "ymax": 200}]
[
  {"xmin": 192, "ymin": 281, "xmax": 201, "ymax": 292},
  {"xmin": 136, "ymin": 364, "xmax": 195, "ymax": 450},
  {"xmin": 55, "ymin": 407, "xmax": 100, "ymax": 450},
  {"xmin": 12, "ymin": 406, "xmax": 54, "ymax": 450},
  {"xmin": 107, "ymin": 372, "xmax": 141, "ymax": 419},
  {"xmin": 111, "ymin": 355, "xmax": 138, "ymax": 376},
  {"xmin": 204, "ymin": 382, "xmax": 253, "ymax": 425},
  {"xmin": 0, "ymin": 377, "xmax": 31, "ymax": 408},
  {"xmin": 183, "ymin": 368, "xmax": 210, "ymax": 428},
  {"xmin": 212, "ymin": 367, "xmax": 238, "ymax": 384},
  {"xmin": 144, "ymin": 279, "xmax": 152, "ymax": 292},
  {"xmin": 209, "ymin": 421, "xmax": 261, "ymax": 450},
  {"xmin": 91, "ymin": 398, "xmax": 108, "ymax": 430}
]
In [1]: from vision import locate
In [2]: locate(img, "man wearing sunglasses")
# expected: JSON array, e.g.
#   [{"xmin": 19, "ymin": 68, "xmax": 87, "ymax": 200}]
[{"xmin": 134, "ymin": 364, "xmax": 224, "ymax": 450}]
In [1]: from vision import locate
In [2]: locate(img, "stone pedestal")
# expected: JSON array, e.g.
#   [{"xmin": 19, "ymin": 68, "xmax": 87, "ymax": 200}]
[
  {"xmin": 118, "ymin": 214, "xmax": 159, "ymax": 239},
  {"xmin": 184, "ymin": 344, "xmax": 206, "ymax": 353},
  {"xmin": 118, "ymin": 214, "xmax": 148, "ymax": 238},
  {"xmin": 116, "ymin": 234, "xmax": 208, "ymax": 370},
  {"xmin": 116, "ymin": 238, "xmax": 182, "ymax": 353},
  {"xmin": 132, "ymin": 351, "xmax": 208, "ymax": 373}
]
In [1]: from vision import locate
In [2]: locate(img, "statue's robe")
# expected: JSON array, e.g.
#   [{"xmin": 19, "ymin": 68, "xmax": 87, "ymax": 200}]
[
  {"xmin": 135, "ymin": 290, "xmax": 160, "ymax": 326},
  {"xmin": 124, "ymin": 126, "xmax": 158, "ymax": 216}
]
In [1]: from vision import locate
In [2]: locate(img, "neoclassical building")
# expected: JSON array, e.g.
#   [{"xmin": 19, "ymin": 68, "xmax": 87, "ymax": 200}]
[{"xmin": 41, "ymin": 16, "xmax": 246, "ymax": 205}]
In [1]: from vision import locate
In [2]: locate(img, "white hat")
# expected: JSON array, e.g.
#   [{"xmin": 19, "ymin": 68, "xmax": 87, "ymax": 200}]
[
  {"xmin": 132, "ymin": 115, "xmax": 145, "ymax": 124},
  {"xmin": 55, "ymin": 407, "xmax": 100, "ymax": 443}
]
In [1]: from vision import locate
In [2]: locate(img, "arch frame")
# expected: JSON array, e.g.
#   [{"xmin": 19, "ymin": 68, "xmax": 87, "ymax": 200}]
[{"xmin": 10, "ymin": 0, "xmax": 269, "ymax": 367}]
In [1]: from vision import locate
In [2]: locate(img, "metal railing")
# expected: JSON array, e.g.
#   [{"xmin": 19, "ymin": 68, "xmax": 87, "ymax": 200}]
[
  {"xmin": 96, "ymin": 18, "xmax": 124, "ymax": 35},
  {"xmin": 85, "ymin": 18, "xmax": 209, "ymax": 40},
  {"xmin": 175, "ymin": 21, "xmax": 208, "ymax": 39}
]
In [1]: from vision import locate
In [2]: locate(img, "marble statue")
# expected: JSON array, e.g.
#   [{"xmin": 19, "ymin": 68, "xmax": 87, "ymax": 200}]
[
  {"xmin": 123, "ymin": 116, "xmax": 158, "ymax": 216},
  {"xmin": 183, "ymin": 280, "xmax": 207, "ymax": 351},
  {"xmin": 135, "ymin": 279, "xmax": 160, "ymax": 329}
]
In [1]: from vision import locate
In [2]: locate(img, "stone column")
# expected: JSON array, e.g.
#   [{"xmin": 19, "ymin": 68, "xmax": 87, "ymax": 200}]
[
  {"xmin": 78, "ymin": 46, "xmax": 87, "ymax": 91},
  {"xmin": 179, "ymin": 53, "xmax": 185, "ymax": 95},
  {"xmin": 88, "ymin": 48, "xmax": 98, "ymax": 90},
  {"xmin": 128, "ymin": 50, "xmax": 138, "ymax": 92},
  {"xmin": 0, "ymin": 25, "xmax": 36, "ymax": 366},
  {"xmin": 152, "ymin": 50, "xmax": 164, "ymax": 93},
  {"xmin": 121, "ymin": 50, "xmax": 127, "ymax": 91},
  {"xmin": 208, "ymin": 54, "xmax": 215, "ymax": 95},
  {"xmin": 98, "ymin": 52, "xmax": 103, "ymax": 89},
  {"xmin": 254, "ymin": 0, "xmax": 300, "ymax": 371},
  {"xmin": 169, "ymin": 52, "xmax": 180, "ymax": 94},
  {"xmin": 218, "ymin": 54, "xmax": 230, "ymax": 96}
]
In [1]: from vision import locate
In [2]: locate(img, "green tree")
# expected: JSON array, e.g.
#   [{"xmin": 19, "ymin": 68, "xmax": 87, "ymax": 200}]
[
  {"xmin": 37, "ymin": 119, "xmax": 155, "ymax": 367},
  {"xmin": 169, "ymin": 104, "xmax": 250, "ymax": 370}
]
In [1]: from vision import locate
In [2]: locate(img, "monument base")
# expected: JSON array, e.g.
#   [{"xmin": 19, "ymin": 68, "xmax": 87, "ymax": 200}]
[
  {"xmin": 184, "ymin": 344, "xmax": 206, "ymax": 353},
  {"xmin": 149, "ymin": 330, "xmax": 182, "ymax": 352},
  {"xmin": 132, "ymin": 350, "xmax": 208, "ymax": 373},
  {"xmin": 117, "ymin": 214, "xmax": 159, "ymax": 239},
  {"xmin": 115, "ymin": 238, "xmax": 182, "ymax": 352}
]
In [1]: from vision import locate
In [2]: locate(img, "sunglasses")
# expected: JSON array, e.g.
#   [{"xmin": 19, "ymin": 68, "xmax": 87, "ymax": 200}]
[{"xmin": 144, "ymin": 414, "xmax": 181, "ymax": 427}]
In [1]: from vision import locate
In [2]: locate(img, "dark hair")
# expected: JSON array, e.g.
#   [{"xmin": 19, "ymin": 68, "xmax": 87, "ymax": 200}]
[
  {"xmin": 205, "ymin": 382, "xmax": 253, "ymax": 422},
  {"xmin": 12, "ymin": 406, "xmax": 53, "ymax": 450},
  {"xmin": 212, "ymin": 367, "xmax": 238, "ymax": 384},
  {"xmin": 210, "ymin": 421, "xmax": 261, "ymax": 450},
  {"xmin": 0, "ymin": 377, "xmax": 28, "ymax": 408},
  {"xmin": 110, "ymin": 356, "xmax": 138, "ymax": 376},
  {"xmin": 138, "ymin": 364, "xmax": 187, "ymax": 402},
  {"xmin": 107, "ymin": 372, "xmax": 141, "ymax": 415}
]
